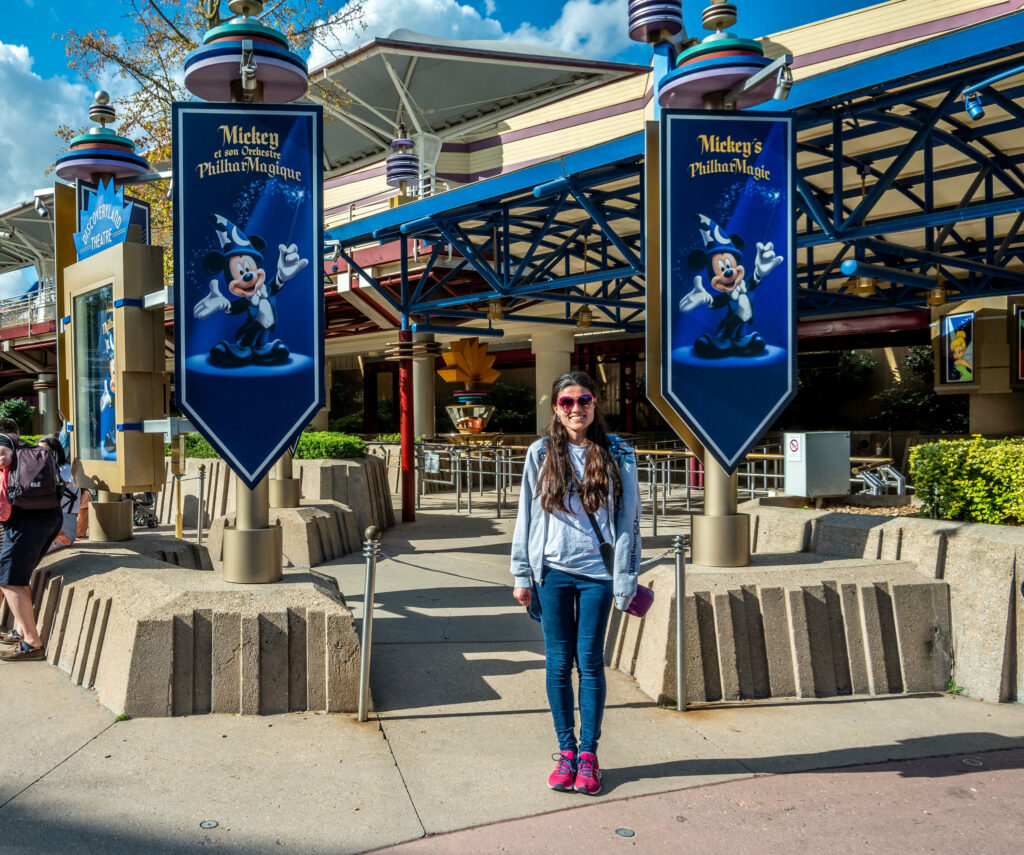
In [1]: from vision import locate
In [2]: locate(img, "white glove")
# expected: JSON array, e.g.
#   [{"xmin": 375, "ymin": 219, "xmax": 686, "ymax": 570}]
[
  {"xmin": 679, "ymin": 276, "xmax": 713, "ymax": 312},
  {"xmin": 193, "ymin": 280, "xmax": 230, "ymax": 319},
  {"xmin": 754, "ymin": 241, "xmax": 785, "ymax": 280},
  {"xmin": 100, "ymin": 378, "xmax": 112, "ymax": 412},
  {"xmin": 277, "ymin": 243, "xmax": 308, "ymax": 282}
]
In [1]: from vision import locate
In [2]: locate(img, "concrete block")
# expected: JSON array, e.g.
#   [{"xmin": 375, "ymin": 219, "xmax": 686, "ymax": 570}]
[
  {"xmin": 786, "ymin": 588, "xmax": 815, "ymax": 698},
  {"xmin": 801, "ymin": 585, "xmax": 837, "ymax": 697},
  {"xmin": 58, "ymin": 588, "xmax": 93, "ymax": 675},
  {"xmin": 631, "ymin": 572, "xmax": 671, "ymax": 701},
  {"xmin": 192, "ymin": 609, "xmax": 213, "ymax": 714},
  {"xmin": 712, "ymin": 592, "xmax": 742, "ymax": 700},
  {"xmin": 694, "ymin": 591, "xmax": 722, "ymax": 701},
  {"xmin": 859, "ymin": 583, "xmax": 904, "ymax": 694},
  {"xmin": 240, "ymin": 615, "xmax": 260, "ymax": 715},
  {"xmin": 172, "ymin": 612, "xmax": 194, "ymax": 716},
  {"xmin": 211, "ymin": 611, "xmax": 241, "ymax": 714},
  {"xmin": 38, "ymin": 576, "xmax": 63, "ymax": 647},
  {"xmin": 306, "ymin": 609, "xmax": 327, "ymax": 710},
  {"xmin": 890, "ymin": 518, "xmax": 962, "ymax": 578},
  {"xmin": 741, "ymin": 586, "xmax": 770, "ymax": 698},
  {"xmin": 683, "ymin": 594, "xmax": 706, "ymax": 705},
  {"xmin": 30, "ymin": 566, "xmax": 47, "ymax": 612},
  {"xmin": 259, "ymin": 611, "xmax": 289, "ymax": 715},
  {"xmin": 84, "ymin": 598, "xmax": 111, "ymax": 689},
  {"xmin": 891, "ymin": 582, "xmax": 952, "ymax": 693},
  {"xmin": 823, "ymin": 582, "xmax": 852, "ymax": 694},
  {"xmin": 747, "ymin": 507, "xmax": 816, "ymax": 554},
  {"xmin": 942, "ymin": 528, "xmax": 1019, "ymax": 701},
  {"xmin": 619, "ymin": 605, "xmax": 644, "ymax": 675},
  {"xmin": 810, "ymin": 515, "xmax": 885, "ymax": 559},
  {"xmin": 72, "ymin": 596, "xmax": 101, "ymax": 686},
  {"xmin": 122, "ymin": 618, "xmax": 174, "ymax": 717},
  {"xmin": 288, "ymin": 607, "xmax": 307, "ymax": 712},
  {"xmin": 326, "ymin": 610, "xmax": 360, "ymax": 713},
  {"xmin": 838, "ymin": 582, "xmax": 870, "ymax": 694},
  {"xmin": 758, "ymin": 586, "xmax": 796, "ymax": 697}
]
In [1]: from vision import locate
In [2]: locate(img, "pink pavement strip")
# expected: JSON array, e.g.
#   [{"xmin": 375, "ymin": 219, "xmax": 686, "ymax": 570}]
[{"xmin": 373, "ymin": 748, "xmax": 1024, "ymax": 854}]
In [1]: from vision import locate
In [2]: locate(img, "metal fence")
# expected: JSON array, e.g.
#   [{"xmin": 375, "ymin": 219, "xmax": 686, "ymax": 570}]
[
  {"xmin": 0, "ymin": 284, "xmax": 57, "ymax": 329},
  {"xmin": 366, "ymin": 438, "xmax": 906, "ymax": 529}
]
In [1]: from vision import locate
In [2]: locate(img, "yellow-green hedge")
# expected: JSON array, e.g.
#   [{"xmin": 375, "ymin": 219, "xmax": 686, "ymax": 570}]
[
  {"xmin": 909, "ymin": 436, "xmax": 1024, "ymax": 525},
  {"xmin": 169, "ymin": 431, "xmax": 366, "ymax": 460}
]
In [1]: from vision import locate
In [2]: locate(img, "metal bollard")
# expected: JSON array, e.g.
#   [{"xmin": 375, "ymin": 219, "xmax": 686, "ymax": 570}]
[
  {"xmin": 358, "ymin": 525, "xmax": 382, "ymax": 722},
  {"xmin": 673, "ymin": 534, "xmax": 687, "ymax": 712},
  {"xmin": 196, "ymin": 464, "xmax": 206, "ymax": 547}
]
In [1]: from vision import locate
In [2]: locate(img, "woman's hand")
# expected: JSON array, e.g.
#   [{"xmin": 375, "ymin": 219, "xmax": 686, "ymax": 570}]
[{"xmin": 513, "ymin": 586, "xmax": 532, "ymax": 606}]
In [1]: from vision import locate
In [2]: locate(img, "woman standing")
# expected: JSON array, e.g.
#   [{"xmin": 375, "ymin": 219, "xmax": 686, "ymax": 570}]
[{"xmin": 511, "ymin": 371, "xmax": 641, "ymax": 795}]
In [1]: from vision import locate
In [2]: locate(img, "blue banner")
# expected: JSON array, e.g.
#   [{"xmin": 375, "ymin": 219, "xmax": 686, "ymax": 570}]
[
  {"xmin": 660, "ymin": 110, "xmax": 796, "ymax": 473},
  {"xmin": 172, "ymin": 102, "xmax": 324, "ymax": 489}
]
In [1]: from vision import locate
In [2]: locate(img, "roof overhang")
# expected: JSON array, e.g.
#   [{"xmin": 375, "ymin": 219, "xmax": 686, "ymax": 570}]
[{"xmin": 305, "ymin": 29, "xmax": 647, "ymax": 176}]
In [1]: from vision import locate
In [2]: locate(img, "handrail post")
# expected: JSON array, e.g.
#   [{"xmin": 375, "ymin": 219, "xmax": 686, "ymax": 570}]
[
  {"xmin": 358, "ymin": 525, "xmax": 382, "ymax": 722},
  {"xmin": 673, "ymin": 533, "xmax": 687, "ymax": 712},
  {"xmin": 196, "ymin": 464, "xmax": 206, "ymax": 546}
]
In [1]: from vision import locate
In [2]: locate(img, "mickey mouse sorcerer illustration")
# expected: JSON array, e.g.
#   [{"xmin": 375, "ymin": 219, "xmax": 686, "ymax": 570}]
[
  {"xmin": 193, "ymin": 214, "xmax": 309, "ymax": 367},
  {"xmin": 678, "ymin": 213, "xmax": 785, "ymax": 358}
]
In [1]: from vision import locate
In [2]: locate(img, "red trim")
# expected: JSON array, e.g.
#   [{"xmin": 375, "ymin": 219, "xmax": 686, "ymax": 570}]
[{"xmin": 797, "ymin": 311, "xmax": 929, "ymax": 339}]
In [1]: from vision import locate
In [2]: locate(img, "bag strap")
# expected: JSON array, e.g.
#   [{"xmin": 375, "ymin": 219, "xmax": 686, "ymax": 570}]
[{"xmin": 569, "ymin": 463, "xmax": 609, "ymax": 548}]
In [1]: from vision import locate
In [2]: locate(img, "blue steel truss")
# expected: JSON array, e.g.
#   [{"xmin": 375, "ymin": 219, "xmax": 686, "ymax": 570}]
[{"xmin": 326, "ymin": 14, "xmax": 1024, "ymax": 324}]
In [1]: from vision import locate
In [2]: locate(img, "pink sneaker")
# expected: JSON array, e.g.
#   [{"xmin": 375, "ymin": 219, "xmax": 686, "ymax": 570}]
[
  {"xmin": 547, "ymin": 750, "xmax": 576, "ymax": 791},
  {"xmin": 574, "ymin": 751, "xmax": 601, "ymax": 795}
]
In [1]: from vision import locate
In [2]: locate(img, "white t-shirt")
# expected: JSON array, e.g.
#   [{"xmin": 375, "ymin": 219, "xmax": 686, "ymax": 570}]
[{"xmin": 542, "ymin": 442, "xmax": 612, "ymax": 580}]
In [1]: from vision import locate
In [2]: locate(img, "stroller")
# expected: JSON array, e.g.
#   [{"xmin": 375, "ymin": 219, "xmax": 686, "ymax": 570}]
[{"xmin": 131, "ymin": 493, "xmax": 159, "ymax": 528}]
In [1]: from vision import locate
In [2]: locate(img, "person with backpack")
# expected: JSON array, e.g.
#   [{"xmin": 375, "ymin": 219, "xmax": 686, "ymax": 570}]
[
  {"xmin": 510, "ymin": 371, "xmax": 642, "ymax": 796},
  {"xmin": 0, "ymin": 427, "xmax": 64, "ymax": 661},
  {"xmin": 35, "ymin": 435, "xmax": 87, "ymax": 551}
]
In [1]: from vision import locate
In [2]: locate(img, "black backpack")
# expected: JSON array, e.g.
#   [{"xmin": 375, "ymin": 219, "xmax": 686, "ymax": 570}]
[{"xmin": 4, "ymin": 436, "xmax": 63, "ymax": 511}]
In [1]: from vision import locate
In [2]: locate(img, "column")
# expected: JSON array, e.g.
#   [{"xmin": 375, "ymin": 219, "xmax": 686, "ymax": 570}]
[
  {"xmin": 310, "ymin": 361, "xmax": 332, "ymax": 431},
  {"xmin": 532, "ymin": 328, "xmax": 576, "ymax": 434},
  {"xmin": 34, "ymin": 373, "xmax": 59, "ymax": 435},
  {"xmin": 412, "ymin": 332, "xmax": 436, "ymax": 438}
]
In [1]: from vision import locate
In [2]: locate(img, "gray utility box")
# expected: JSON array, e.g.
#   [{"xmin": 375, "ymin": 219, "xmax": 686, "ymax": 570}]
[{"xmin": 783, "ymin": 431, "xmax": 851, "ymax": 497}]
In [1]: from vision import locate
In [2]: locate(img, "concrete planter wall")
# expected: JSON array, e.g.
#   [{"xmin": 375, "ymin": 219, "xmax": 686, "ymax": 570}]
[{"xmin": 612, "ymin": 506, "xmax": 1023, "ymax": 706}]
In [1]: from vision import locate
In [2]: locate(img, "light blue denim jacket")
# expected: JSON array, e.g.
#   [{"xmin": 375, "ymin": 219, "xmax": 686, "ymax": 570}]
[{"xmin": 510, "ymin": 436, "xmax": 642, "ymax": 610}]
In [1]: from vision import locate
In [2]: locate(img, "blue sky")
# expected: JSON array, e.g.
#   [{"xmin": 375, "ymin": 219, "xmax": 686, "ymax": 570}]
[{"xmin": 0, "ymin": 0, "xmax": 875, "ymax": 295}]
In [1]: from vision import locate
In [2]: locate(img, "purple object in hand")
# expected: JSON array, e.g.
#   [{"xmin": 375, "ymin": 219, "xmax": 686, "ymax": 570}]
[{"xmin": 626, "ymin": 584, "xmax": 654, "ymax": 618}]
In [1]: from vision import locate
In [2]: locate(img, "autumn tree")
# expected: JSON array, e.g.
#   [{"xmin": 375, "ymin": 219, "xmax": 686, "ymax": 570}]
[{"xmin": 60, "ymin": 0, "xmax": 364, "ymax": 282}]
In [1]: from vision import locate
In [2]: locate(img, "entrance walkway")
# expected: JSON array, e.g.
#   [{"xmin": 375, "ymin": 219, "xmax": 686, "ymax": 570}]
[{"xmin": 1, "ymin": 509, "xmax": 1022, "ymax": 853}]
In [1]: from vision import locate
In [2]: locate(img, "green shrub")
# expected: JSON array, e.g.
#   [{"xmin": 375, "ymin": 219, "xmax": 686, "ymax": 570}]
[
  {"xmin": 295, "ymin": 431, "xmax": 366, "ymax": 459},
  {"xmin": 0, "ymin": 398, "xmax": 35, "ymax": 434},
  {"xmin": 165, "ymin": 432, "xmax": 365, "ymax": 460},
  {"xmin": 372, "ymin": 433, "xmax": 424, "ymax": 443},
  {"xmin": 910, "ymin": 436, "xmax": 1024, "ymax": 525},
  {"xmin": 329, "ymin": 413, "xmax": 364, "ymax": 433}
]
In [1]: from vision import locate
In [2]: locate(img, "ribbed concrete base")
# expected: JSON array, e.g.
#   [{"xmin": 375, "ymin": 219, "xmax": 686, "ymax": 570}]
[
  {"xmin": 2, "ymin": 538, "xmax": 362, "ymax": 717},
  {"xmin": 611, "ymin": 558, "xmax": 951, "ymax": 706},
  {"xmin": 205, "ymin": 501, "xmax": 362, "ymax": 568}
]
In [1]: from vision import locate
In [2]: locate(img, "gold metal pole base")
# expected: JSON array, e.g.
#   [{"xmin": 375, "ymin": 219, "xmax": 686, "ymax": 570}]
[
  {"xmin": 221, "ymin": 525, "xmax": 283, "ymax": 584},
  {"xmin": 268, "ymin": 478, "xmax": 301, "ymax": 509},
  {"xmin": 89, "ymin": 499, "xmax": 134, "ymax": 542},
  {"xmin": 692, "ymin": 513, "xmax": 750, "ymax": 567}
]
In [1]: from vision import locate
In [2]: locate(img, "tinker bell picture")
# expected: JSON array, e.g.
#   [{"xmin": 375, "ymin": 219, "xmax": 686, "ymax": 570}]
[{"xmin": 942, "ymin": 313, "xmax": 974, "ymax": 384}]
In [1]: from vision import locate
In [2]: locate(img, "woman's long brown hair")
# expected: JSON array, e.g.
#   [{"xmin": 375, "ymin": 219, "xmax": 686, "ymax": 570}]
[{"xmin": 537, "ymin": 371, "xmax": 622, "ymax": 514}]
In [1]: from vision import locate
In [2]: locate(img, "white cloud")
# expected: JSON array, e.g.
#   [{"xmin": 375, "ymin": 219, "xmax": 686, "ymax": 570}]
[
  {"xmin": 309, "ymin": 0, "xmax": 634, "ymax": 69},
  {"xmin": 510, "ymin": 0, "xmax": 632, "ymax": 60},
  {"xmin": 0, "ymin": 43, "xmax": 91, "ymax": 211}
]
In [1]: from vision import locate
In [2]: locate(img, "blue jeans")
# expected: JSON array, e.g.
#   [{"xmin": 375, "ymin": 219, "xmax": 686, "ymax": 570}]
[{"xmin": 537, "ymin": 568, "xmax": 613, "ymax": 755}]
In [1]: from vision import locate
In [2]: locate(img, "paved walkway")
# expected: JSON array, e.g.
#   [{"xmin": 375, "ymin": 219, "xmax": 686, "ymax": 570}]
[{"xmin": 2, "ymin": 506, "xmax": 1022, "ymax": 853}]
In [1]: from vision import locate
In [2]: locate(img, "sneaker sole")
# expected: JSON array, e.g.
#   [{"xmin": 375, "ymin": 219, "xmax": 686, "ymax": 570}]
[{"xmin": 548, "ymin": 782, "xmax": 574, "ymax": 792}]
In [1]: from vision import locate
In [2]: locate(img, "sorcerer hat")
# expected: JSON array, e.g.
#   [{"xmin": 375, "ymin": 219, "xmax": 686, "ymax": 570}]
[
  {"xmin": 208, "ymin": 213, "xmax": 264, "ymax": 264},
  {"xmin": 694, "ymin": 213, "xmax": 742, "ymax": 259}
]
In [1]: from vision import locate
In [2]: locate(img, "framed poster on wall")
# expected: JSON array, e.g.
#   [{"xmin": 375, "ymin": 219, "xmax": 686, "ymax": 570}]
[
  {"xmin": 1011, "ymin": 299, "xmax": 1024, "ymax": 388},
  {"xmin": 939, "ymin": 312, "xmax": 975, "ymax": 385}
]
